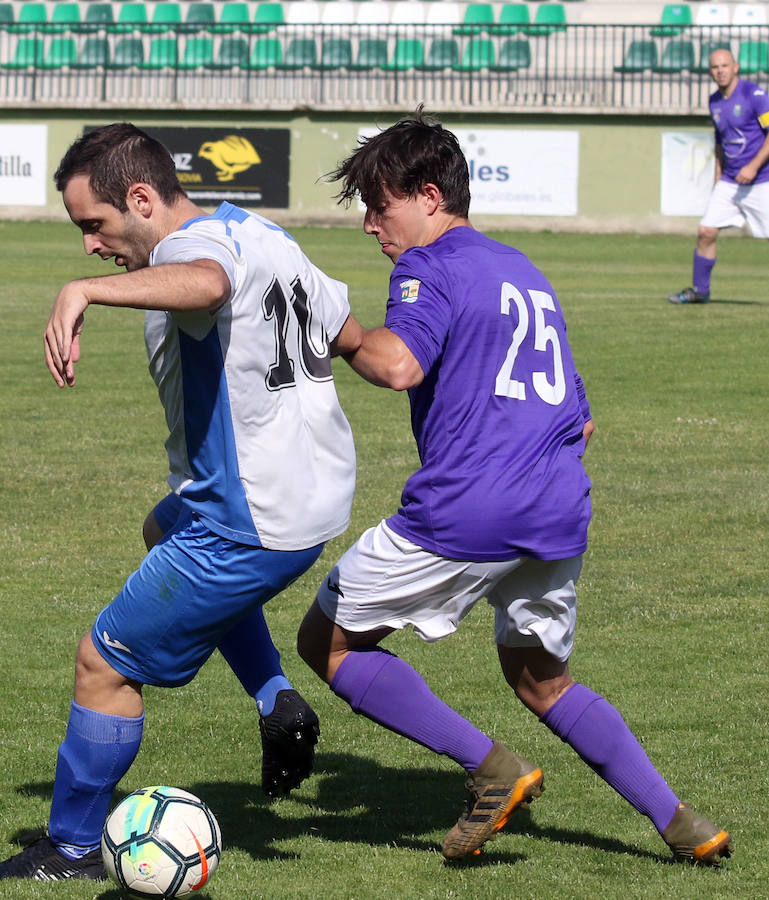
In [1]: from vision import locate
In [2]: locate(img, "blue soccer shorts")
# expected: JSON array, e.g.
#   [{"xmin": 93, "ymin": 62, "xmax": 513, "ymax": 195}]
[{"xmin": 93, "ymin": 515, "xmax": 324, "ymax": 687}]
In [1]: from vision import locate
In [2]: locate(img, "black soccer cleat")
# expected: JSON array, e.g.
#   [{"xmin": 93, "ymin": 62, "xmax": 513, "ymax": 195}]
[
  {"xmin": 668, "ymin": 287, "xmax": 710, "ymax": 304},
  {"xmin": 259, "ymin": 689, "xmax": 320, "ymax": 798},
  {"xmin": 0, "ymin": 829, "xmax": 106, "ymax": 881}
]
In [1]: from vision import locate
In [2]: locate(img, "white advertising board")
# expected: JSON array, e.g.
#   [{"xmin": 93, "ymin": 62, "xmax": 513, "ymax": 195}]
[
  {"xmin": 0, "ymin": 124, "xmax": 48, "ymax": 206},
  {"xmin": 358, "ymin": 127, "xmax": 579, "ymax": 216},
  {"xmin": 455, "ymin": 128, "xmax": 579, "ymax": 216},
  {"xmin": 661, "ymin": 131, "xmax": 715, "ymax": 216}
]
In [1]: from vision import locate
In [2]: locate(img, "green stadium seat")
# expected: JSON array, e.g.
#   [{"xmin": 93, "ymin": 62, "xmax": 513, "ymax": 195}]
[
  {"xmin": 313, "ymin": 38, "xmax": 353, "ymax": 70},
  {"xmin": 489, "ymin": 3, "xmax": 530, "ymax": 35},
  {"xmin": 7, "ymin": 4, "xmax": 47, "ymax": 34},
  {"xmin": 453, "ymin": 3, "xmax": 494, "ymax": 35},
  {"xmin": 277, "ymin": 37, "xmax": 317, "ymax": 69},
  {"xmin": 211, "ymin": 3, "xmax": 250, "ymax": 33},
  {"xmin": 696, "ymin": 40, "xmax": 731, "ymax": 73},
  {"xmin": 252, "ymin": 2, "xmax": 284, "ymax": 33},
  {"xmin": 1, "ymin": 36, "xmax": 45, "ymax": 67},
  {"xmin": 0, "ymin": 4, "xmax": 14, "ymax": 27},
  {"xmin": 417, "ymin": 37, "xmax": 459, "ymax": 70},
  {"xmin": 490, "ymin": 37, "xmax": 531, "ymax": 70},
  {"xmin": 176, "ymin": 3, "xmax": 216, "ymax": 33},
  {"xmin": 383, "ymin": 38, "xmax": 424, "ymax": 71},
  {"xmin": 140, "ymin": 36, "xmax": 178, "ymax": 68},
  {"xmin": 143, "ymin": 3, "xmax": 182, "ymax": 34},
  {"xmin": 177, "ymin": 35, "xmax": 213, "ymax": 68},
  {"xmin": 244, "ymin": 36, "xmax": 282, "ymax": 69},
  {"xmin": 455, "ymin": 37, "xmax": 495, "ymax": 71},
  {"xmin": 113, "ymin": 3, "xmax": 149, "ymax": 33},
  {"xmin": 653, "ymin": 39, "xmax": 695, "ymax": 72},
  {"xmin": 523, "ymin": 3, "xmax": 567, "ymax": 36},
  {"xmin": 206, "ymin": 36, "xmax": 249, "ymax": 68},
  {"xmin": 72, "ymin": 36, "xmax": 111, "ymax": 67},
  {"xmin": 41, "ymin": 36, "xmax": 78, "ymax": 67},
  {"xmin": 46, "ymin": 4, "xmax": 81, "ymax": 33},
  {"xmin": 107, "ymin": 36, "xmax": 145, "ymax": 67},
  {"xmin": 650, "ymin": 4, "xmax": 692, "ymax": 37},
  {"xmin": 348, "ymin": 38, "xmax": 388, "ymax": 70},
  {"xmin": 75, "ymin": 3, "xmax": 115, "ymax": 33},
  {"xmin": 614, "ymin": 40, "xmax": 658, "ymax": 73},
  {"xmin": 738, "ymin": 41, "xmax": 769, "ymax": 74}
]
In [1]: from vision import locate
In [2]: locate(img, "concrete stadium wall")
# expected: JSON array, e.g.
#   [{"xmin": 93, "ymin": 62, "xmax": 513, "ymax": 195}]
[{"xmin": 0, "ymin": 108, "xmax": 715, "ymax": 234}]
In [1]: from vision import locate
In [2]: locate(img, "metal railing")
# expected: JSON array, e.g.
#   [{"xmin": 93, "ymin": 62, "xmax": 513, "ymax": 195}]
[{"xmin": 0, "ymin": 22, "xmax": 765, "ymax": 113}]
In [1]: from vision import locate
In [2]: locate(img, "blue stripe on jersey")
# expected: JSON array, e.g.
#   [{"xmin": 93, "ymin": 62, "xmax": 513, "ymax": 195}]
[
  {"xmin": 179, "ymin": 204, "xmax": 246, "ymax": 255},
  {"xmin": 178, "ymin": 214, "xmax": 212, "ymax": 230},
  {"xmin": 176, "ymin": 327, "xmax": 261, "ymax": 544},
  {"xmin": 214, "ymin": 201, "xmax": 249, "ymax": 224}
]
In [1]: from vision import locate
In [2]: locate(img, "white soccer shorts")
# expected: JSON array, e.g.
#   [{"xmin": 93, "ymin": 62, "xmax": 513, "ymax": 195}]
[
  {"xmin": 700, "ymin": 178, "xmax": 769, "ymax": 238},
  {"xmin": 317, "ymin": 520, "xmax": 582, "ymax": 662}
]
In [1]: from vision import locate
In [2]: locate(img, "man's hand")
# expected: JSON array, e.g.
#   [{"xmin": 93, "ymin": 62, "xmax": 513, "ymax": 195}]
[
  {"xmin": 735, "ymin": 163, "xmax": 758, "ymax": 185},
  {"xmin": 44, "ymin": 281, "xmax": 88, "ymax": 387}
]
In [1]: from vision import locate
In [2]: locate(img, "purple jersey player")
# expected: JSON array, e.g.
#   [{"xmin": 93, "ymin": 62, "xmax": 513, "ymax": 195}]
[
  {"xmin": 299, "ymin": 108, "xmax": 732, "ymax": 866},
  {"xmin": 669, "ymin": 48, "xmax": 769, "ymax": 303}
]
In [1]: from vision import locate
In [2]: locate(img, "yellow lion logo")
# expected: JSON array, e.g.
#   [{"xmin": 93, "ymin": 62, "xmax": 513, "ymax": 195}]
[{"xmin": 198, "ymin": 135, "xmax": 261, "ymax": 182}]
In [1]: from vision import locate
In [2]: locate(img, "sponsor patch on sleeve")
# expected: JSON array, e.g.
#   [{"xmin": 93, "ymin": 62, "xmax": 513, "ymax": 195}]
[
  {"xmin": 399, "ymin": 278, "xmax": 421, "ymax": 303},
  {"xmin": 758, "ymin": 110, "xmax": 769, "ymax": 129}
]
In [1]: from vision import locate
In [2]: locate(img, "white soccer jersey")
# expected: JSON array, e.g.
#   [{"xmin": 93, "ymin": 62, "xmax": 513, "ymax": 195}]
[{"xmin": 145, "ymin": 202, "xmax": 356, "ymax": 551}]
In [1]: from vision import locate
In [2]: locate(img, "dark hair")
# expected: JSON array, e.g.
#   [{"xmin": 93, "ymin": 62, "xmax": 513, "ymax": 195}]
[
  {"xmin": 54, "ymin": 123, "xmax": 185, "ymax": 212},
  {"xmin": 327, "ymin": 106, "xmax": 471, "ymax": 217}
]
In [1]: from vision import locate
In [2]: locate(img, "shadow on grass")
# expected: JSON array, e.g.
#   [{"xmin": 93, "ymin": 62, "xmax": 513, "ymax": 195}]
[
  {"xmin": 692, "ymin": 298, "xmax": 762, "ymax": 305},
  {"xmin": 14, "ymin": 751, "xmax": 665, "ymax": 877}
]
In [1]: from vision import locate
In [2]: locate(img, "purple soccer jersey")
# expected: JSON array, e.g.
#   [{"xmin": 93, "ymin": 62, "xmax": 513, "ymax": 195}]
[
  {"xmin": 384, "ymin": 227, "xmax": 592, "ymax": 562},
  {"xmin": 710, "ymin": 79, "xmax": 769, "ymax": 184}
]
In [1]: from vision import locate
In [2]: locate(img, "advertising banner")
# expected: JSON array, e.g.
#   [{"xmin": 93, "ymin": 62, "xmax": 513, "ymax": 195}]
[
  {"xmin": 661, "ymin": 132, "xmax": 715, "ymax": 216},
  {"xmin": 358, "ymin": 127, "xmax": 579, "ymax": 216},
  {"xmin": 148, "ymin": 127, "xmax": 290, "ymax": 208},
  {"xmin": 455, "ymin": 129, "xmax": 579, "ymax": 216},
  {"xmin": 0, "ymin": 124, "xmax": 48, "ymax": 206}
]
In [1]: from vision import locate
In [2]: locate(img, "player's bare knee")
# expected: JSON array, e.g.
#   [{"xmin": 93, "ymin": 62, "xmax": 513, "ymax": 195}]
[
  {"xmin": 142, "ymin": 512, "xmax": 163, "ymax": 551},
  {"xmin": 75, "ymin": 632, "xmax": 108, "ymax": 686},
  {"xmin": 74, "ymin": 632, "xmax": 126, "ymax": 693},
  {"xmin": 297, "ymin": 603, "xmax": 330, "ymax": 677},
  {"xmin": 696, "ymin": 225, "xmax": 718, "ymax": 253}
]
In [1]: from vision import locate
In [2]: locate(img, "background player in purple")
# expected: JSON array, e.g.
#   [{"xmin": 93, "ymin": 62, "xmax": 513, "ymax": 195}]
[
  {"xmin": 669, "ymin": 48, "xmax": 769, "ymax": 303},
  {"xmin": 298, "ymin": 108, "xmax": 732, "ymax": 865}
]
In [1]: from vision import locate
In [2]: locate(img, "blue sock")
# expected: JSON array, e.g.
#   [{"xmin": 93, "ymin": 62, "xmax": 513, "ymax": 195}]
[
  {"xmin": 218, "ymin": 606, "xmax": 290, "ymax": 717},
  {"xmin": 48, "ymin": 701, "xmax": 144, "ymax": 855}
]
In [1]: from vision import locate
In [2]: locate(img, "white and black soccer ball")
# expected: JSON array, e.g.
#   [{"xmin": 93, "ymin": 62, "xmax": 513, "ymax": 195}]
[{"xmin": 101, "ymin": 786, "xmax": 221, "ymax": 898}]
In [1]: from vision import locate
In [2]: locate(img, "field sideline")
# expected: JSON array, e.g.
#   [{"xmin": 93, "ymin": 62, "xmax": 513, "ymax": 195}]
[{"xmin": 0, "ymin": 221, "xmax": 766, "ymax": 900}]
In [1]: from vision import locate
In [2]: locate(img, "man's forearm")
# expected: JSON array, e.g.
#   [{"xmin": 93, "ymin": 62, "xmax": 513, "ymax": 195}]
[{"xmin": 75, "ymin": 260, "xmax": 230, "ymax": 312}]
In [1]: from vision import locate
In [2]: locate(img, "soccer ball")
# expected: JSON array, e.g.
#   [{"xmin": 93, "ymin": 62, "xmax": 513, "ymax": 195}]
[{"xmin": 101, "ymin": 786, "xmax": 222, "ymax": 898}]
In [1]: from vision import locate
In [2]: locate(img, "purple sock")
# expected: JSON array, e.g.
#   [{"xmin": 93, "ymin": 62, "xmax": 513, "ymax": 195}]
[
  {"xmin": 541, "ymin": 683, "xmax": 679, "ymax": 833},
  {"xmin": 693, "ymin": 251, "xmax": 716, "ymax": 296},
  {"xmin": 330, "ymin": 648, "xmax": 493, "ymax": 772}
]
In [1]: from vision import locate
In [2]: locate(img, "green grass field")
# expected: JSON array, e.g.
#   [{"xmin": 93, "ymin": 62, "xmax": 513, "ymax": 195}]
[{"xmin": 0, "ymin": 221, "xmax": 766, "ymax": 900}]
